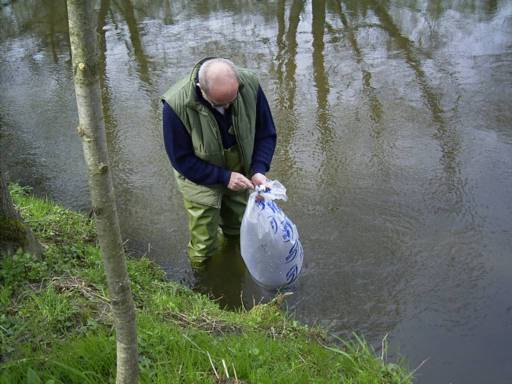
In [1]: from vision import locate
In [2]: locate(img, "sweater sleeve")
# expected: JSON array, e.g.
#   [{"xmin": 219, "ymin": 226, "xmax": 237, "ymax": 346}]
[
  {"xmin": 250, "ymin": 86, "xmax": 277, "ymax": 175},
  {"xmin": 162, "ymin": 101, "xmax": 231, "ymax": 186}
]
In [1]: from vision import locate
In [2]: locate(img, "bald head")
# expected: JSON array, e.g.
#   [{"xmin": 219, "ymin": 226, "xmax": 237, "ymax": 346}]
[{"xmin": 198, "ymin": 58, "xmax": 239, "ymax": 106}]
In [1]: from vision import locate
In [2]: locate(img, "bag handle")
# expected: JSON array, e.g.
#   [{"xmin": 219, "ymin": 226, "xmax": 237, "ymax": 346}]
[{"xmin": 252, "ymin": 179, "xmax": 288, "ymax": 202}]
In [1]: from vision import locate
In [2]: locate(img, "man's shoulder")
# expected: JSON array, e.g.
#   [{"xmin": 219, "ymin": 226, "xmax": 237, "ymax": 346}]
[
  {"xmin": 162, "ymin": 76, "xmax": 192, "ymax": 108},
  {"xmin": 237, "ymin": 67, "xmax": 259, "ymax": 82},
  {"xmin": 237, "ymin": 68, "xmax": 260, "ymax": 96}
]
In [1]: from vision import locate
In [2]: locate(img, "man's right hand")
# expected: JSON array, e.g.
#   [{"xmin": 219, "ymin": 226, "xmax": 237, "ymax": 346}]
[{"xmin": 227, "ymin": 172, "xmax": 254, "ymax": 191}]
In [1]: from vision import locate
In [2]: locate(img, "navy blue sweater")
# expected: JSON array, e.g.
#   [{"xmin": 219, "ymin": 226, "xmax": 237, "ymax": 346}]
[{"xmin": 163, "ymin": 85, "xmax": 276, "ymax": 186}]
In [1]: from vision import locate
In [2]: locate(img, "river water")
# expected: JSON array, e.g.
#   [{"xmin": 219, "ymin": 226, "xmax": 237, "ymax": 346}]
[{"xmin": 1, "ymin": 1, "xmax": 512, "ymax": 382}]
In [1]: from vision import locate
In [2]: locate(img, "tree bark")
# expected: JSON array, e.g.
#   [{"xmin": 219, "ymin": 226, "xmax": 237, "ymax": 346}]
[
  {"xmin": 66, "ymin": 1, "xmax": 138, "ymax": 383},
  {"xmin": 0, "ymin": 169, "xmax": 42, "ymax": 257}
]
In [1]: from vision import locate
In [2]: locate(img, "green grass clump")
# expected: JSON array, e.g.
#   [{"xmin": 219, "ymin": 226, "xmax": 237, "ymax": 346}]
[
  {"xmin": 8, "ymin": 184, "xmax": 95, "ymax": 245},
  {"xmin": 0, "ymin": 185, "xmax": 412, "ymax": 383}
]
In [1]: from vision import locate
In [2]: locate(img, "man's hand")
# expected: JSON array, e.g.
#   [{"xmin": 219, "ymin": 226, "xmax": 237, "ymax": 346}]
[
  {"xmin": 228, "ymin": 172, "xmax": 254, "ymax": 191},
  {"xmin": 251, "ymin": 173, "xmax": 268, "ymax": 201},
  {"xmin": 251, "ymin": 172, "xmax": 268, "ymax": 187}
]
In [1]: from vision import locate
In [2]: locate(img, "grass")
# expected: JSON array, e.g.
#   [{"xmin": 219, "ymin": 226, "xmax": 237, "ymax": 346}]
[{"xmin": 0, "ymin": 185, "xmax": 412, "ymax": 383}]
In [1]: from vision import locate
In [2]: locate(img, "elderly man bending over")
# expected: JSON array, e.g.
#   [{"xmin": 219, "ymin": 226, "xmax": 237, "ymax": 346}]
[{"xmin": 162, "ymin": 57, "xmax": 277, "ymax": 268}]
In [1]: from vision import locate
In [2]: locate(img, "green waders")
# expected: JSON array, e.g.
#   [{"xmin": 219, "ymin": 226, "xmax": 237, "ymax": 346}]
[{"xmin": 183, "ymin": 144, "xmax": 248, "ymax": 267}]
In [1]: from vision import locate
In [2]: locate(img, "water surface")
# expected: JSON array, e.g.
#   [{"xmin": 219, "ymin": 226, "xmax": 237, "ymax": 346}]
[{"xmin": 1, "ymin": 1, "xmax": 512, "ymax": 382}]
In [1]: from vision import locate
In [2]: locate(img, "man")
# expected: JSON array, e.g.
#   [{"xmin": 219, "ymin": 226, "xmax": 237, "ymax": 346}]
[{"xmin": 162, "ymin": 58, "xmax": 277, "ymax": 268}]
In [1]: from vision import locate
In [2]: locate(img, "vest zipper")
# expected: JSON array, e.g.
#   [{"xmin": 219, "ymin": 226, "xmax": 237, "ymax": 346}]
[
  {"xmin": 232, "ymin": 101, "xmax": 248, "ymax": 175},
  {"xmin": 199, "ymin": 108, "xmax": 225, "ymax": 163}
]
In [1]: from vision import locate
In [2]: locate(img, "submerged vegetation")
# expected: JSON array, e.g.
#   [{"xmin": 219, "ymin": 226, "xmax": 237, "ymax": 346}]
[{"xmin": 0, "ymin": 185, "xmax": 412, "ymax": 383}]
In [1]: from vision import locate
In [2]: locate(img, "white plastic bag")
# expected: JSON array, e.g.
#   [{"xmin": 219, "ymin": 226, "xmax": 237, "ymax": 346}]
[{"xmin": 240, "ymin": 180, "xmax": 304, "ymax": 290}]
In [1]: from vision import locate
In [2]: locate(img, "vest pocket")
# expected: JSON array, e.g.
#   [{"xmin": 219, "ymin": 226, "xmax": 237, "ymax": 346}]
[
  {"xmin": 193, "ymin": 148, "xmax": 225, "ymax": 168},
  {"xmin": 223, "ymin": 144, "xmax": 243, "ymax": 173}
]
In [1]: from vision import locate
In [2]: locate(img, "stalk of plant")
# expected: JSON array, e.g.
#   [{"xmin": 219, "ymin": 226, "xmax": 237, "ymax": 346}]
[{"xmin": 66, "ymin": 1, "xmax": 138, "ymax": 383}]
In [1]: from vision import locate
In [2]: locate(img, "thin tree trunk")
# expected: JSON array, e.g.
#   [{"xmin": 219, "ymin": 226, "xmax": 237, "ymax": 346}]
[
  {"xmin": 66, "ymin": 1, "xmax": 138, "ymax": 383},
  {"xmin": 0, "ymin": 169, "xmax": 42, "ymax": 257}
]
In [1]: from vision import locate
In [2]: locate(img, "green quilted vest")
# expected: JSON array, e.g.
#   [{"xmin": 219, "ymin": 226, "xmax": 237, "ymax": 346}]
[{"xmin": 162, "ymin": 58, "xmax": 260, "ymax": 208}]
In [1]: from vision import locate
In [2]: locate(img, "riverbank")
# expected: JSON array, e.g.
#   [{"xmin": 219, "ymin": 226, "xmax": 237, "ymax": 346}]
[{"xmin": 0, "ymin": 185, "xmax": 412, "ymax": 383}]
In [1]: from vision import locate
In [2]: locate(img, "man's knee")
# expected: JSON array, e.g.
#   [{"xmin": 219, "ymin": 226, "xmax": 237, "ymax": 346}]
[
  {"xmin": 187, "ymin": 227, "xmax": 221, "ymax": 264},
  {"xmin": 183, "ymin": 199, "xmax": 221, "ymax": 265},
  {"xmin": 220, "ymin": 192, "xmax": 247, "ymax": 235}
]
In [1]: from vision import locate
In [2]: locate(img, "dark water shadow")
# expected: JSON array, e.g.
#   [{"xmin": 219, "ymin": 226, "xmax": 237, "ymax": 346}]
[
  {"xmin": 113, "ymin": 0, "xmax": 153, "ymax": 90},
  {"xmin": 330, "ymin": 1, "xmax": 395, "ymax": 179},
  {"xmin": 275, "ymin": 0, "xmax": 304, "ymax": 112},
  {"xmin": 331, "ymin": 1, "xmax": 383, "ymax": 125},
  {"xmin": 312, "ymin": 0, "xmax": 337, "ymax": 176},
  {"xmin": 272, "ymin": 0, "xmax": 304, "ymax": 182},
  {"xmin": 191, "ymin": 236, "xmax": 275, "ymax": 310},
  {"xmin": 112, "ymin": 0, "xmax": 167, "ymax": 145},
  {"xmin": 3, "ymin": 0, "xmax": 70, "ymax": 58},
  {"xmin": 97, "ymin": 0, "xmax": 122, "ymax": 166},
  {"xmin": 0, "ymin": 110, "xmax": 51, "ymax": 193},
  {"xmin": 366, "ymin": 0, "xmax": 464, "ymax": 213}
]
